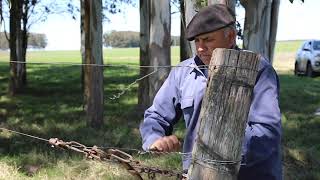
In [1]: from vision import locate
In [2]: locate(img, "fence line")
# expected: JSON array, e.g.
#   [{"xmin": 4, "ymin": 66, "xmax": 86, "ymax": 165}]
[
  {"xmin": 4, "ymin": 60, "xmax": 200, "ymax": 69},
  {"xmin": 2, "ymin": 60, "xmax": 259, "ymax": 71},
  {"xmin": 2, "ymin": 60, "xmax": 258, "ymax": 100}
]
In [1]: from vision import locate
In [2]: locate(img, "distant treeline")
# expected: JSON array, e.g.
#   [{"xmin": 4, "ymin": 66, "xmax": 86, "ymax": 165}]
[
  {"xmin": 0, "ymin": 32, "xmax": 47, "ymax": 50},
  {"xmin": 103, "ymin": 31, "xmax": 180, "ymax": 48}
]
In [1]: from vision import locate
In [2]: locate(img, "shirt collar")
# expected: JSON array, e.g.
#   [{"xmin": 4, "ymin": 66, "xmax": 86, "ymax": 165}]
[{"xmin": 195, "ymin": 55, "xmax": 205, "ymax": 67}]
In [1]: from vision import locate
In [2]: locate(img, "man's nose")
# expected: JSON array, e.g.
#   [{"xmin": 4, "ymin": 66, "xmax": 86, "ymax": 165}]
[{"xmin": 197, "ymin": 41, "xmax": 206, "ymax": 52}]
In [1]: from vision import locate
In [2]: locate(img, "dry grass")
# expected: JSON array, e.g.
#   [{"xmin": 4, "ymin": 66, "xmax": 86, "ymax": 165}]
[
  {"xmin": 0, "ymin": 162, "xmax": 23, "ymax": 180},
  {"xmin": 273, "ymin": 52, "xmax": 296, "ymax": 74}
]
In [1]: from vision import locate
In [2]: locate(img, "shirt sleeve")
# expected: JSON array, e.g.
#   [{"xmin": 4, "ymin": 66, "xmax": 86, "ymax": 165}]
[
  {"xmin": 241, "ymin": 62, "xmax": 282, "ymax": 166},
  {"xmin": 139, "ymin": 69, "xmax": 182, "ymax": 150}
]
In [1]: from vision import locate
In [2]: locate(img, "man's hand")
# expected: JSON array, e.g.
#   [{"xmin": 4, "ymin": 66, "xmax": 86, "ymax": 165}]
[{"xmin": 149, "ymin": 135, "xmax": 181, "ymax": 152}]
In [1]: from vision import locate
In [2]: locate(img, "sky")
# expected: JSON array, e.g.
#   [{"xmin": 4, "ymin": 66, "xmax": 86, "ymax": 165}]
[{"xmin": 28, "ymin": 0, "xmax": 320, "ymax": 50}]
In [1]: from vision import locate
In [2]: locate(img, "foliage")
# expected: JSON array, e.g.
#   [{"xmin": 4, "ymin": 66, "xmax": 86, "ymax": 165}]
[
  {"xmin": 0, "ymin": 32, "xmax": 47, "ymax": 49},
  {"xmin": 289, "ymin": 0, "xmax": 304, "ymax": 3},
  {"xmin": 0, "ymin": 42, "xmax": 319, "ymax": 179},
  {"xmin": 103, "ymin": 31, "xmax": 139, "ymax": 48}
]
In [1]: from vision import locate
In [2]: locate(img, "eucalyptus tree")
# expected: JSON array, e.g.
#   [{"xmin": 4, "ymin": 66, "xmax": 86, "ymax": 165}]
[
  {"xmin": 240, "ymin": 0, "xmax": 280, "ymax": 64},
  {"xmin": 1, "ymin": 0, "xmax": 77, "ymax": 95},
  {"xmin": 79, "ymin": 0, "xmax": 134, "ymax": 128},
  {"xmin": 80, "ymin": 0, "xmax": 104, "ymax": 128},
  {"xmin": 148, "ymin": 0, "xmax": 171, "ymax": 102},
  {"xmin": 138, "ymin": 0, "xmax": 150, "ymax": 109},
  {"xmin": 138, "ymin": 0, "xmax": 171, "ymax": 109}
]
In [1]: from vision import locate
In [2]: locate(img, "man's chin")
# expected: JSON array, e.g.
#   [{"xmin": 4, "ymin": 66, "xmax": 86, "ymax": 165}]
[{"xmin": 201, "ymin": 58, "xmax": 210, "ymax": 65}]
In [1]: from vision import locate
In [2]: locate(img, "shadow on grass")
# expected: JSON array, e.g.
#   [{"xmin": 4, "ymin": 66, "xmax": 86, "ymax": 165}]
[
  {"xmin": 0, "ymin": 64, "xmax": 147, "ymax": 176},
  {"xmin": 279, "ymin": 74, "xmax": 320, "ymax": 179},
  {"xmin": 3, "ymin": 65, "xmax": 319, "ymax": 178}
]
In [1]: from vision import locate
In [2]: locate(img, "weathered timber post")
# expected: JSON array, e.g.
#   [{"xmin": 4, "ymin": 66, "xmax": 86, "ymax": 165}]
[{"xmin": 188, "ymin": 48, "xmax": 260, "ymax": 180}]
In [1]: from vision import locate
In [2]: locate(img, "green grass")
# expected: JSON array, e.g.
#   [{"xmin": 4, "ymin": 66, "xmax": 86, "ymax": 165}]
[{"xmin": 0, "ymin": 42, "xmax": 319, "ymax": 179}]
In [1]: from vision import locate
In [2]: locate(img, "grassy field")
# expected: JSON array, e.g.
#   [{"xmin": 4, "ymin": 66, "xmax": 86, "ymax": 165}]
[{"xmin": 0, "ymin": 40, "xmax": 319, "ymax": 179}]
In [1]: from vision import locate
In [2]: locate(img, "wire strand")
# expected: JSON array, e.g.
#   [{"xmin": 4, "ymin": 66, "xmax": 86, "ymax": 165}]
[
  {"xmin": 0, "ymin": 127, "xmax": 49, "ymax": 142},
  {"xmin": 3, "ymin": 60, "xmax": 259, "ymax": 72},
  {"xmin": 109, "ymin": 69, "xmax": 158, "ymax": 100}
]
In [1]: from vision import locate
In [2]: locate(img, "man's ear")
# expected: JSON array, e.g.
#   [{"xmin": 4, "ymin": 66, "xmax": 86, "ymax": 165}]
[{"xmin": 227, "ymin": 29, "xmax": 236, "ymax": 47}]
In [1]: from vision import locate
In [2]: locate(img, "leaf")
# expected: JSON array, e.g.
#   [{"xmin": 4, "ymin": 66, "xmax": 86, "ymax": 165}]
[{"xmin": 289, "ymin": 0, "xmax": 305, "ymax": 3}]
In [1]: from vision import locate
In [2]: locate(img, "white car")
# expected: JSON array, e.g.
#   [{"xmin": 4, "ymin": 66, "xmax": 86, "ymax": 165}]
[{"xmin": 294, "ymin": 40, "xmax": 320, "ymax": 77}]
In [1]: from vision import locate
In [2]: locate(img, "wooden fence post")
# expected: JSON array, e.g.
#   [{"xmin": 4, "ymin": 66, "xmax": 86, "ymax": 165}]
[{"xmin": 187, "ymin": 48, "xmax": 260, "ymax": 180}]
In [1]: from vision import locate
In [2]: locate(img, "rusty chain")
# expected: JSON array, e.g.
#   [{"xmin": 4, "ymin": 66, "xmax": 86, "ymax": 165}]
[
  {"xmin": 49, "ymin": 138, "xmax": 185, "ymax": 180},
  {"xmin": 1, "ymin": 127, "xmax": 239, "ymax": 179}
]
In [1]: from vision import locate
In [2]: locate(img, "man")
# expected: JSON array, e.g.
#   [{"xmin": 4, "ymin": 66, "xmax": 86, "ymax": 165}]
[{"xmin": 140, "ymin": 4, "xmax": 282, "ymax": 180}]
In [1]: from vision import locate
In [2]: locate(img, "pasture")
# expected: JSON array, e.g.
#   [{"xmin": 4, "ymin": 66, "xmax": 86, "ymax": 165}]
[{"xmin": 0, "ymin": 41, "xmax": 319, "ymax": 179}]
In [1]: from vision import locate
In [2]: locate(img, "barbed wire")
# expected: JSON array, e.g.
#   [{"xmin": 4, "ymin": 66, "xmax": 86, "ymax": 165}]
[
  {"xmin": 2, "ymin": 60, "xmax": 259, "ymax": 72},
  {"xmin": 2, "ymin": 60, "xmax": 258, "ymax": 100},
  {"xmin": 4, "ymin": 60, "xmax": 198, "ymax": 69},
  {"xmin": 0, "ymin": 127, "xmax": 241, "ymax": 166},
  {"xmin": 108, "ymin": 69, "xmax": 158, "ymax": 100}
]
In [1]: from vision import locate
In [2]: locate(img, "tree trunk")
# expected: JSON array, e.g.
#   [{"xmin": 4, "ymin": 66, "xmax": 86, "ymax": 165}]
[
  {"xmin": 82, "ymin": 0, "xmax": 104, "ymax": 128},
  {"xmin": 21, "ymin": 1, "xmax": 29, "ymax": 86},
  {"xmin": 240, "ymin": 0, "xmax": 280, "ymax": 64},
  {"xmin": 138, "ymin": 0, "xmax": 150, "ymax": 110},
  {"xmin": 9, "ymin": 0, "xmax": 25, "ymax": 95},
  {"xmin": 207, "ymin": 0, "xmax": 235, "ymax": 13},
  {"xmin": 0, "ymin": 0, "xmax": 3, "ymax": 30},
  {"xmin": 180, "ymin": 0, "xmax": 193, "ymax": 61},
  {"xmin": 184, "ymin": 0, "xmax": 198, "ymax": 56},
  {"xmin": 188, "ymin": 49, "xmax": 260, "ymax": 179},
  {"xmin": 80, "ymin": 0, "xmax": 85, "ymax": 93},
  {"xmin": 148, "ymin": 0, "xmax": 171, "ymax": 103}
]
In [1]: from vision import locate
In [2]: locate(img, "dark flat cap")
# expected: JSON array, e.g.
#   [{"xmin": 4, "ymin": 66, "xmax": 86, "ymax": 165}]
[{"xmin": 186, "ymin": 4, "xmax": 235, "ymax": 41}]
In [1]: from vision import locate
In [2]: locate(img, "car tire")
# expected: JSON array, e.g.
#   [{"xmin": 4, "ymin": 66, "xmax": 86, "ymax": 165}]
[
  {"xmin": 294, "ymin": 62, "xmax": 299, "ymax": 76},
  {"xmin": 306, "ymin": 62, "xmax": 315, "ymax": 77}
]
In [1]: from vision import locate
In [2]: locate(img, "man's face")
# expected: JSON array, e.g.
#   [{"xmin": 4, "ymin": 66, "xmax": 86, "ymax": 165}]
[{"xmin": 194, "ymin": 28, "xmax": 235, "ymax": 65}]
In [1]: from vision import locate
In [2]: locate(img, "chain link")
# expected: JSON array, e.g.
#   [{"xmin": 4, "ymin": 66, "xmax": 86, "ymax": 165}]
[{"xmin": 49, "ymin": 138, "xmax": 185, "ymax": 179}]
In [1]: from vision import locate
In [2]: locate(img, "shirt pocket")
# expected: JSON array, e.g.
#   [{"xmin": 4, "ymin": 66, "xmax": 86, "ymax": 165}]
[{"xmin": 181, "ymin": 98, "xmax": 194, "ymax": 109}]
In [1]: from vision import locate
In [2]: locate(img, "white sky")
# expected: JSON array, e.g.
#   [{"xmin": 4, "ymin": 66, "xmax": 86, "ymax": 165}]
[{"xmin": 28, "ymin": 0, "xmax": 320, "ymax": 50}]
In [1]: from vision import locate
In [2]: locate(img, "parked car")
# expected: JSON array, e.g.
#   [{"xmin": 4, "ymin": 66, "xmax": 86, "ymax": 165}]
[{"xmin": 294, "ymin": 40, "xmax": 320, "ymax": 77}]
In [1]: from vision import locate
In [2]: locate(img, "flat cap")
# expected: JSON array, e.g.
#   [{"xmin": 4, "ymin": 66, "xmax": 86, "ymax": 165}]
[{"xmin": 186, "ymin": 4, "xmax": 235, "ymax": 41}]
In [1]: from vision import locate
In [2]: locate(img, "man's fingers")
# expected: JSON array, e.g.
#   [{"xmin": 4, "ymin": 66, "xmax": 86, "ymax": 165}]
[
  {"xmin": 150, "ymin": 139, "xmax": 167, "ymax": 152},
  {"xmin": 168, "ymin": 135, "xmax": 181, "ymax": 151},
  {"xmin": 164, "ymin": 135, "xmax": 181, "ymax": 152},
  {"xmin": 149, "ymin": 135, "xmax": 181, "ymax": 152},
  {"xmin": 159, "ymin": 140, "xmax": 169, "ymax": 152}
]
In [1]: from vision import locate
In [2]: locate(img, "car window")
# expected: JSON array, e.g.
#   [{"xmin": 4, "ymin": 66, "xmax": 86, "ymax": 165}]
[
  {"xmin": 313, "ymin": 41, "xmax": 320, "ymax": 50},
  {"xmin": 303, "ymin": 41, "xmax": 311, "ymax": 50}
]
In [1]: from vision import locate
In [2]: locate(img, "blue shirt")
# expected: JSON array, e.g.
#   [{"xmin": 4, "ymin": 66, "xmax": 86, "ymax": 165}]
[{"xmin": 140, "ymin": 55, "xmax": 282, "ymax": 180}]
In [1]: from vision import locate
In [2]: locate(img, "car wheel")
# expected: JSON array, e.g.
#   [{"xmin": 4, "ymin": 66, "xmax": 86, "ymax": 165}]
[
  {"xmin": 294, "ymin": 63, "xmax": 299, "ymax": 76},
  {"xmin": 306, "ymin": 63, "xmax": 315, "ymax": 77}
]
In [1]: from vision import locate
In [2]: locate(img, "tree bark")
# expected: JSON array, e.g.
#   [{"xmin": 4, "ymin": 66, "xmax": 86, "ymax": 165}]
[
  {"xmin": 0, "ymin": 0, "xmax": 3, "ymax": 30},
  {"xmin": 207, "ymin": 0, "xmax": 235, "ymax": 13},
  {"xmin": 180, "ymin": 0, "xmax": 193, "ymax": 61},
  {"xmin": 138, "ymin": 0, "xmax": 171, "ymax": 109},
  {"xmin": 148, "ymin": 0, "xmax": 171, "ymax": 104},
  {"xmin": 82, "ymin": 0, "xmax": 104, "ymax": 128},
  {"xmin": 184, "ymin": 0, "xmax": 198, "ymax": 56},
  {"xmin": 240, "ymin": 0, "xmax": 280, "ymax": 64},
  {"xmin": 80, "ymin": 0, "xmax": 85, "ymax": 93},
  {"xmin": 138, "ymin": 0, "xmax": 150, "ymax": 110},
  {"xmin": 188, "ymin": 48, "xmax": 260, "ymax": 179},
  {"xmin": 9, "ymin": 0, "xmax": 25, "ymax": 95},
  {"xmin": 21, "ymin": 0, "xmax": 29, "ymax": 86}
]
